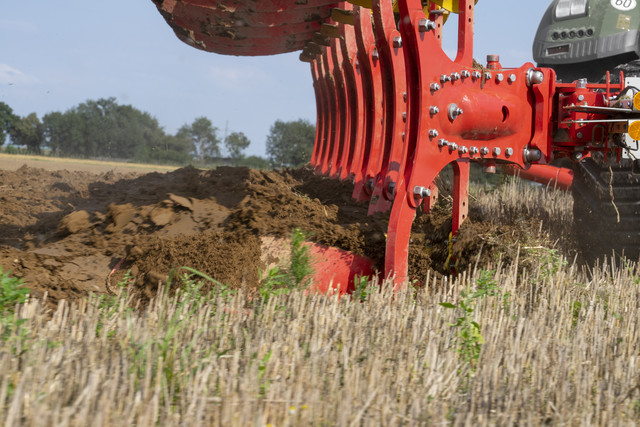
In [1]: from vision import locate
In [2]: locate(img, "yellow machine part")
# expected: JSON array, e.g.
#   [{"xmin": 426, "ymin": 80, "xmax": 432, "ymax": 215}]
[
  {"xmin": 634, "ymin": 91, "xmax": 640, "ymax": 111},
  {"xmin": 628, "ymin": 120, "xmax": 640, "ymax": 141}
]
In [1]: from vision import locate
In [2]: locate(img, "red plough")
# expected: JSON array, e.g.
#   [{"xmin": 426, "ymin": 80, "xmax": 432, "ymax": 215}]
[
  {"xmin": 153, "ymin": 0, "xmax": 639, "ymax": 289},
  {"xmin": 302, "ymin": 0, "xmax": 635, "ymax": 285}
]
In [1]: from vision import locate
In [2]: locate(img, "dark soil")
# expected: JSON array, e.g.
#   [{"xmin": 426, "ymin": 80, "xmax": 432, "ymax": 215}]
[{"xmin": 0, "ymin": 164, "xmax": 541, "ymax": 305}]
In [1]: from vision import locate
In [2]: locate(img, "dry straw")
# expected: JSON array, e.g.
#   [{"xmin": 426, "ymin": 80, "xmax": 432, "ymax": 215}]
[{"xmin": 1, "ymin": 179, "xmax": 639, "ymax": 426}]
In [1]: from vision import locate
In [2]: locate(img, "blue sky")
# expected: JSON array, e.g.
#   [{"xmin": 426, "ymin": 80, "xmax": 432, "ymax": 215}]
[{"xmin": 1, "ymin": 1, "xmax": 550, "ymax": 157}]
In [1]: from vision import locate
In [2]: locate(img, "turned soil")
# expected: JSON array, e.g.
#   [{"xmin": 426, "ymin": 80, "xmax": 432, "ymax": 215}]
[{"xmin": 0, "ymin": 162, "xmax": 546, "ymax": 305}]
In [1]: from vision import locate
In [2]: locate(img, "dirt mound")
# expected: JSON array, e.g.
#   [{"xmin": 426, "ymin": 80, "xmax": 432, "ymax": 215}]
[{"xmin": 0, "ymin": 164, "xmax": 543, "ymax": 305}]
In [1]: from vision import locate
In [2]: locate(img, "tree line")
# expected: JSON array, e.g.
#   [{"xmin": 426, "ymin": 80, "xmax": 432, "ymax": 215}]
[{"xmin": 0, "ymin": 98, "xmax": 315, "ymax": 168}]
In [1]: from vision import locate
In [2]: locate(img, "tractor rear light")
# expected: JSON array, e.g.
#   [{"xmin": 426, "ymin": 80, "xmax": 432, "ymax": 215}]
[{"xmin": 628, "ymin": 121, "xmax": 640, "ymax": 141}]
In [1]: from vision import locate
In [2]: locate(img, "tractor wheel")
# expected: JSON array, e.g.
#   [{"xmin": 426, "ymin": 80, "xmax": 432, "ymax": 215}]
[{"xmin": 572, "ymin": 154, "xmax": 640, "ymax": 261}]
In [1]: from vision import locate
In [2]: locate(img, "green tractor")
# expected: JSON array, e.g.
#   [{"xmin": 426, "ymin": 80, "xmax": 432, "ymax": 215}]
[
  {"xmin": 534, "ymin": 0, "xmax": 640, "ymax": 81},
  {"xmin": 535, "ymin": 0, "xmax": 640, "ymax": 261}
]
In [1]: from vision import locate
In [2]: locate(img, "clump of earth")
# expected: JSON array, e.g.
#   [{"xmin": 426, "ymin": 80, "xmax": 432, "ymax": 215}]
[{"xmin": 0, "ymin": 165, "xmax": 546, "ymax": 305}]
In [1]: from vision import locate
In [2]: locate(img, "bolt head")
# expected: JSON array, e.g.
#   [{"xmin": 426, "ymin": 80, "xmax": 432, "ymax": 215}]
[
  {"xmin": 493, "ymin": 147, "xmax": 501, "ymax": 156},
  {"xmin": 470, "ymin": 146, "xmax": 479, "ymax": 155},
  {"xmin": 449, "ymin": 143, "xmax": 458, "ymax": 152},
  {"xmin": 480, "ymin": 147, "xmax": 489, "ymax": 156},
  {"xmin": 372, "ymin": 49, "xmax": 379, "ymax": 60},
  {"xmin": 438, "ymin": 138, "xmax": 448, "ymax": 148},
  {"xmin": 484, "ymin": 72, "xmax": 492, "ymax": 80},
  {"xmin": 413, "ymin": 185, "xmax": 431, "ymax": 198},
  {"xmin": 448, "ymin": 103, "xmax": 463, "ymax": 121},
  {"xmin": 429, "ymin": 106, "xmax": 439, "ymax": 115},
  {"xmin": 576, "ymin": 132, "xmax": 583, "ymax": 139},
  {"xmin": 572, "ymin": 152, "xmax": 584, "ymax": 161},
  {"xmin": 577, "ymin": 95, "xmax": 585, "ymax": 101},
  {"xmin": 440, "ymin": 74, "xmax": 451, "ymax": 83},
  {"xmin": 459, "ymin": 146, "xmax": 468, "ymax": 154},
  {"xmin": 418, "ymin": 18, "xmax": 436, "ymax": 32},
  {"xmin": 523, "ymin": 147, "xmax": 542, "ymax": 163},
  {"xmin": 393, "ymin": 36, "xmax": 402, "ymax": 48},
  {"xmin": 461, "ymin": 70, "xmax": 471, "ymax": 78},
  {"xmin": 527, "ymin": 69, "xmax": 544, "ymax": 86},
  {"xmin": 430, "ymin": 83, "xmax": 440, "ymax": 91},
  {"xmin": 496, "ymin": 73, "xmax": 504, "ymax": 82},
  {"xmin": 451, "ymin": 72, "xmax": 461, "ymax": 81},
  {"xmin": 508, "ymin": 74, "xmax": 517, "ymax": 83},
  {"xmin": 472, "ymin": 71, "xmax": 481, "ymax": 79},
  {"xmin": 387, "ymin": 181, "xmax": 396, "ymax": 195},
  {"xmin": 505, "ymin": 147, "xmax": 514, "ymax": 157},
  {"xmin": 429, "ymin": 129, "xmax": 439, "ymax": 138}
]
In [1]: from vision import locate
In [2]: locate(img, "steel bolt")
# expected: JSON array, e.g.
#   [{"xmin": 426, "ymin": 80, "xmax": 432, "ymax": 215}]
[
  {"xmin": 493, "ymin": 147, "xmax": 501, "ymax": 156},
  {"xmin": 372, "ymin": 49, "xmax": 379, "ymax": 60},
  {"xmin": 523, "ymin": 147, "xmax": 542, "ymax": 162},
  {"xmin": 441, "ymin": 74, "xmax": 451, "ymax": 83},
  {"xmin": 418, "ymin": 18, "xmax": 436, "ymax": 32},
  {"xmin": 451, "ymin": 72, "xmax": 461, "ymax": 81},
  {"xmin": 508, "ymin": 74, "xmax": 517, "ymax": 83},
  {"xmin": 470, "ymin": 146, "xmax": 479, "ymax": 155},
  {"xmin": 438, "ymin": 138, "xmax": 448, "ymax": 148},
  {"xmin": 576, "ymin": 132, "xmax": 583, "ymax": 139},
  {"xmin": 449, "ymin": 143, "xmax": 458, "ymax": 152},
  {"xmin": 402, "ymin": 132, "xmax": 405, "ymax": 141},
  {"xmin": 429, "ymin": 106, "xmax": 440, "ymax": 115},
  {"xmin": 484, "ymin": 72, "xmax": 492, "ymax": 80},
  {"xmin": 461, "ymin": 70, "xmax": 471, "ymax": 79},
  {"xmin": 572, "ymin": 152, "xmax": 584, "ymax": 161},
  {"xmin": 505, "ymin": 147, "xmax": 514, "ymax": 157},
  {"xmin": 472, "ymin": 71, "xmax": 481, "ymax": 79},
  {"xmin": 413, "ymin": 185, "xmax": 431, "ymax": 198},
  {"xmin": 448, "ymin": 103, "xmax": 463, "ymax": 121},
  {"xmin": 526, "ymin": 69, "xmax": 544, "ymax": 86},
  {"xmin": 577, "ymin": 95, "xmax": 585, "ymax": 101},
  {"xmin": 459, "ymin": 146, "xmax": 468, "ymax": 154},
  {"xmin": 496, "ymin": 73, "xmax": 504, "ymax": 83},
  {"xmin": 429, "ymin": 129, "xmax": 439, "ymax": 138},
  {"xmin": 430, "ymin": 83, "xmax": 440, "ymax": 91},
  {"xmin": 393, "ymin": 36, "xmax": 402, "ymax": 48},
  {"xmin": 403, "ymin": 92, "xmax": 407, "ymax": 102},
  {"xmin": 402, "ymin": 112, "xmax": 407, "ymax": 122},
  {"xmin": 576, "ymin": 79, "xmax": 587, "ymax": 89},
  {"xmin": 387, "ymin": 181, "xmax": 396, "ymax": 195},
  {"xmin": 480, "ymin": 147, "xmax": 490, "ymax": 156}
]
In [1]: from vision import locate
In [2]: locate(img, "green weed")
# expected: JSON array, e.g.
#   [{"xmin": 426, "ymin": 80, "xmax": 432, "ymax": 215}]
[
  {"xmin": 259, "ymin": 228, "xmax": 315, "ymax": 301},
  {"xmin": 0, "ymin": 267, "xmax": 29, "ymax": 314}
]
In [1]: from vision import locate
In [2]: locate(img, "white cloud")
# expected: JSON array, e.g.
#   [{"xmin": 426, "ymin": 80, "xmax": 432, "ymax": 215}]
[{"xmin": 0, "ymin": 64, "xmax": 39, "ymax": 85}]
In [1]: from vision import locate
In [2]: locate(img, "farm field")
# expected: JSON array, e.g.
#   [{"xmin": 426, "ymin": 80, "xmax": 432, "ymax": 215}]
[{"xmin": 0, "ymin": 155, "xmax": 639, "ymax": 424}]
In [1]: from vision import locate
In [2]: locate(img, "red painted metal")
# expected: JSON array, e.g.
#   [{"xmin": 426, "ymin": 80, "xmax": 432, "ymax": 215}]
[
  {"xmin": 307, "ymin": 243, "xmax": 375, "ymax": 295},
  {"xmin": 153, "ymin": 0, "xmax": 635, "ymax": 289},
  {"xmin": 502, "ymin": 164, "xmax": 574, "ymax": 191},
  {"xmin": 153, "ymin": 0, "xmax": 338, "ymax": 56}
]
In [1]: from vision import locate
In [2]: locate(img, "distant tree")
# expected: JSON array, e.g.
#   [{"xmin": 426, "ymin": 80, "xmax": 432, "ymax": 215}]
[
  {"xmin": 178, "ymin": 117, "xmax": 220, "ymax": 161},
  {"xmin": 43, "ymin": 98, "xmax": 170, "ymax": 159},
  {"xmin": 9, "ymin": 113, "xmax": 44, "ymax": 153},
  {"xmin": 135, "ymin": 132, "xmax": 192, "ymax": 164},
  {"xmin": 224, "ymin": 131, "xmax": 251, "ymax": 159},
  {"xmin": 236, "ymin": 155, "xmax": 271, "ymax": 170},
  {"xmin": 0, "ymin": 102, "xmax": 17, "ymax": 146},
  {"xmin": 42, "ymin": 111, "xmax": 84, "ymax": 155},
  {"xmin": 266, "ymin": 119, "xmax": 315, "ymax": 167}
]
